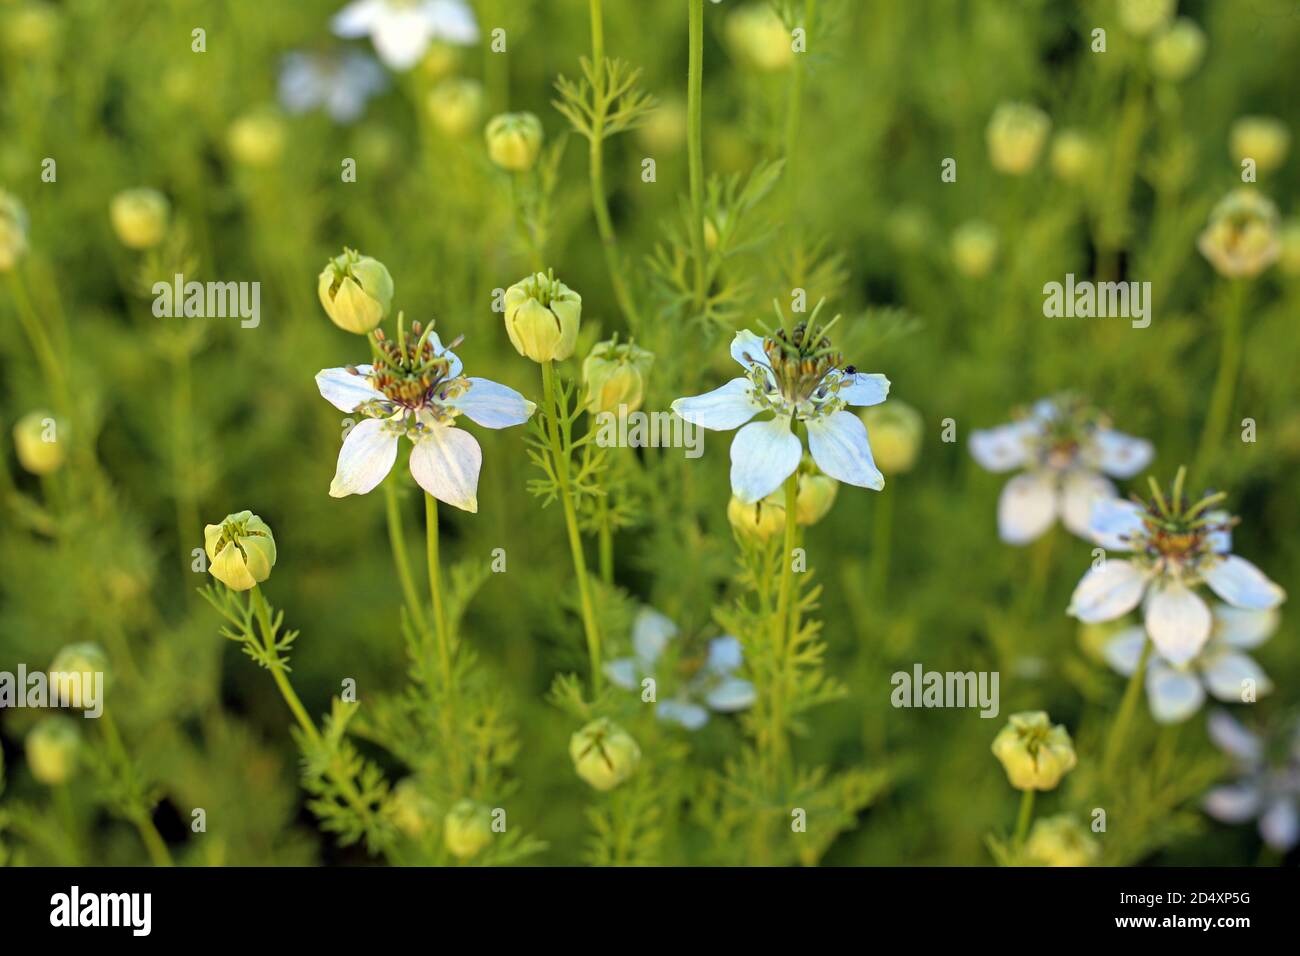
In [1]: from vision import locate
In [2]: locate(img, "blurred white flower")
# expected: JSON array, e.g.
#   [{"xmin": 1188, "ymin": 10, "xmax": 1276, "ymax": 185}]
[
  {"xmin": 604, "ymin": 608, "xmax": 755, "ymax": 730},
  {"xmin": 332, "ymin": 0, "xmax": 479, "ymax": 72},
  {"xmin": 316, "ymin": 321, "xmax": 534, "ymax": 511},
  {"xmin": 969, "ymin": 395, "xmax": 1153, "ymax": 545},
  {"xmin": 1103, "ymin": 604, "xmax": 1276, "ymax": 724},
  {"xmin": 1202, "ymin": 710, "xmax": 1300, "ymax": 852},
  {"xmin": 279, "ymin": 49, "xmax": 388, "ymax": 123},
  {"xmin": 672, "ymin": 319, "xmax": 890, "ymax": 503}
]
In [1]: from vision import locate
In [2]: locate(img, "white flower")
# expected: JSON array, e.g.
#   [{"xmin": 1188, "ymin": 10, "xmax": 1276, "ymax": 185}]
[
  {"xmin": 279, "ymin": 50, "xmax": 388, "ymax": 123},
  {"xmin": 1068, "ymin": 483, "xmax": 1285, "ymax": 665},
  {"xmin": 1202, "ymin": 710, "xmax": 1300, "ymax": 852},
  {"xmin": 316, "ymin": 322, "xmax": 534, "ymax": 511},
  {"xmin": 1103, "ymin": 604, "xmax": 1276, "ymax": 724},
  {"xmin": 604, "ymin": 608, "xmax": 756, "ymax": 730},
  {"xmin": 969, "ymin": 396, "xmax": 1153, "ymax": 545},
  {"xmin": 332, "ymin": 0, "xmax": 478, "ymax": 72},
  {"xmin": 670, "ymin": 324, "xmax": 890, "ymax": 502}
]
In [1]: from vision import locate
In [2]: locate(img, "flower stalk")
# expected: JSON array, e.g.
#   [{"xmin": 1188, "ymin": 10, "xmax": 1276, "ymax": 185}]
[
  {"xmin": 1103, "ymin": 635, "xmax": 1152, "ymax": 780},
  {"xmin": 687, "ymin": 0, "xmax": 707, "ymax": 312},
  {"xmin": 1195, "ymin": 279, "xmax": 1245, "ymax": 481}
]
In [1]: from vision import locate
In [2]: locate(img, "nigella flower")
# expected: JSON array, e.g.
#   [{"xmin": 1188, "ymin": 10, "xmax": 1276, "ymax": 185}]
[
  {"xmin": 1202, "ymin": 711, "xmax": 1300, "ymax": 852},
  {"xmin": 1068, "ymin": 470, "xmax": 1286, "ymax": 665},
  {"xmin": 604, "ymin": 608, "xmax": 755, "ymax": 730},
  {"xmin": 279, "ymin": 50, "xmax": 388, "ymax": 123},
  {"xmin": 1102, "ymin": 604, "xmax": 1276, "ymax": 724},
  {"xmin": 315, "ymin": 319, "xmax": 534, "ymax": 511},
  {"xmin": 970, "ymin": 395, "xmax": 1153, "ymax": 545},
  {"xmin": 671, "ymin": 309, "xmax": 890, "ymax": 502},
  {"xmin": 332, "ymin": 0, "xmax": 479, "ymax": 72}
]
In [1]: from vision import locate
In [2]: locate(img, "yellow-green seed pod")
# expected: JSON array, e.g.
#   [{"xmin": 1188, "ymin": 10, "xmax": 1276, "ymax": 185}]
[
  {"xmin": 793, "ymin": 472, "xmax": 838, "ymax": 526},
  {"xmin": 227, "ymin": 107, "xmax": 287, "ymax": 168},
  {"xmin": 389, "ymin": 778, "xmax": 436, "ymax": 838},
  {"xmin": 318, "ymin": 248, "xmax": 395, "ymax": 334},
  {"xmin": 1230, "ymin": 116, "xmax": 1290, "ymax": 175},
  {"xmin": 986, "ymin": 102, "xmax": 1051, "ymax": 175},
  {"xmin": 50, "ymin": 642, "xmax": 110, "ymax": 704},
  {"xmin": 503, "ymin": 272, "xmax": 581, "ymax": 363},
  {"xmin": 582, "ymin": 340, "xmax": 654, "ymax": 415},
  {"xmin": 1024, "ymin": 814, "xmax": 1101, "ymax": 867},
  {"xmin": 109, "ymin": 187, "xmax": 170, "ymax": 250},
  {"xmin": 485, "ymin": 112, "xmax": 543, "ymax": 172},
  {"xmin": 1150, "ymin": 18, "xmax": 1206, "ymax": 83},
  {"xmin": 1049, "ymin": 129, "xmax": 1096, "ymax": 184},
  {"xmin": 991, "ymin": 711, "xmax": 1078, "ymax": 792},
  {"xmin": 204, "ymin": 510, "xmax": 277, "ymax": 592},
  {"xmin": 0, "ymin": 190, "xmax": 28, "ymax": 271},
  {"xmin": 1197, "ymin": 189, "xmax": 1282, "ymax": 279},
  {"xmin": 426, "ymin": 78, "xmax": 484, "ymax": 139},
  {"xmin": 1118, "ymin": 0, "xmax": 1176, "ymax": 37},
  {"xmin": 570, "ymin": 718, "xmax": 640, "ymax": 791},
  {"xmin": 951, "ymin": 220, "xmax": 998, "ymax": 278},
  {"xmin": 860, "ymin": 401, "xmax": 924, "ymax": 475},
  {"xmin": 728, "ymin": 494, "xmax": 787, "ymax": 541},
  {"xmin": 1280, "ymin": 219, "xmax": 1300, "ymax": 276},
  {"xmin": 12, "ymin": 410, "xmax": 64, "ymax": 475},
  {"xmin": 725, "ymin": 4, "xmax": 795, "ymax": 72},
  {"xmin": 27, "ymin": 716, "xmax": 81, "ymax": 785},
  {"xmin": 443, "ymin": 799, "xmax": 492, "ymax": 859}
]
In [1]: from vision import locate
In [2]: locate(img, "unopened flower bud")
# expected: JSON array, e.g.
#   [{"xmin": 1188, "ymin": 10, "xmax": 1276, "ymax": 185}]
[
  {"xmin": 1024, "ymin": 814, "xmax": 1101, "ymax": 867},
  {"xmin": 0, "ymin": 190, "xmax": 28, "ymax": 272},
  {"xmin": 728, "ymin": 495, "xmax": 786, "ymax": 541},
  {"xmin": 986, "ymin": 102, "xmax": 1050, "ymax": 175},
  {"xmin": 725, "ymin": 4, "xmax": 795, "ymax": 72},
  {"xmin": 12, "ymin": 410, "xmax": 64, "ymax": 475},
  {"xmin": 227, "ymin": 107, "xmax": 287, "ymax": 168},
  {"xmin": 1230, "ymin": 116, "xmax": 1290, "ymax": 175},
  {"xmin": 318, "ymin": 248, "xmax": 394, "ymax": 334},
  {"xmin": 389, "ymin": 778, "xmax": 436, "ymax": 838},
  {"xmin": 1118, "ymin": 0, "xmax": 1175, "ymax": 37},
  {"xmin": 951, "ymin": 220, "xmax": 998, "ymax": 278},
  {"xmin": 637, "ymin": 98, "xmax": 687, "ymax": 154},
  {"xmin": 27, "ymin": 716, "xmax": 80, "ymax": 785},
  {"xmin": 503, "ymin": 271, "xmax": 581, "ymax": 363},
  {"xmin": 860, "ymin": 401, "xmax": 923, "ymax": 475},
  {"xmin": 1150, "ymin": 18, "xmax": 1206, "ymax": 83},
  {"xmin": 570, "ymin": 717, "xmax": 640, "ymax": 791},
  {"xmin": 582, "ymin": 340, "xmax": 654, "ymax": 415},
  {"xmin": 793, "ymin": 471, "xmax": 838, "ymax": 526},
  {"xmin": 1049, "ymin": 129, "xmax": 1096, "ymax": 184},
  {"xmin": 991, "ymin": 711, "xmax": 1078, "ymax": 791},
  {"xmin": 109, "ymin": 187, "xmax": 170, "ymax": 250},
  {"xmin": 204, "ymin": 510, "xmax": 277, "ymax": 592},
  {"xmin": 50, "ymin": 642, "xmax": 109, "ymax": 702},
  {"xmin": 426, "ymin": 78, "xmax": 484, "ymax": 138},
  {"xmin": 443, "ymin": 799, "xmax": 492, "ymax": 859},
  {"xmin": 485, "ymin": 112, "xmax": 543, "ymax": 172},
  {"xmin": 1197, "ymin": 189, "xmax": 1281, "ymax": 279}
]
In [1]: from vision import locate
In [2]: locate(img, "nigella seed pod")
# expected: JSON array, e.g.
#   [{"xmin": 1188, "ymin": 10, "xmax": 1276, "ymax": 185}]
[
  {"xmin": 203, "ymin": 510, "xmax": 277, "ymax": 592},
  {"xmin": 26, "ymin": 716, "xmax": 81, "ymax": 786},
  {"xmin": 503, "ymin": 271, "xmax": 581, "ymax": 363},
  {"xmin": 1197, "ymin": 189, "xmax": 1282, "ymax": 279},
  {"xmin": 859, "ymin": 401, "xmax": 924, "ymax": 475},
  {"xmin": 484, "ymin": 112, "xmax": 543, "ymax": 172},
  {"xmin": 318, "ymin": 248, "xmax": 395, "ymax": 334},
  {"xmin": 570, "ymin": 718, "xmax": 640, "ymax": 791},
  {"xmin": 728, "ymin": 494, "xmax": 786, "ymax": 541},
  {"xmin": 227, "ymin": 107, "xmax": 287, "ymax": 168},
  {"xmin": 12, "ymin": 410, "xmax": 65, "ymax": 475},
  {"xmin": 991, "ymin": 711, "xmax": 1078, "ymax": 792},
  {"xmin": 0, "ymin": 190, "xmax": 29, "ymax": 271},
  {"xmin": 109, "ymin": 187, "xmax": 170, "ymax": 250},
  {"xmin": 582, "ymin": 339, "xmax": 654, "ymax": 415},
  {"xmin": 1150, "ymin": 19, "xmax": 1206, "ymax": 83},
  {"xmin": 50, "ymin": 642, "xmax": 110, "ymax": 701},
  {"xmin": 443, "ymin": 799, "xmax": 492, "ymax": 859},
  {"xmin": 1024, "ymin": 815, "xmax": 1101, "ymax": 867},
  {"xmin": 986, "ymin": 102, "xmax": 1051, "ymax": 175}
]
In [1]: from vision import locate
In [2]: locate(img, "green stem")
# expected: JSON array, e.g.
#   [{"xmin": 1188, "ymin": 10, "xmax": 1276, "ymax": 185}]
[
  {"xmin": 769, "ymin": 473, "xmax": 800, "ymax": 781},
  {"xmin": 868, "ymin": 488, "xmax": 893, "ymax": 599},
  {"xmin": 101, "ymin": 711, "xmax": 175, "ymax": 867},
  {"xmin": 1014, "ymin": 788, "xmax": 1036, "ymax": 845},
  {"xmin": 171, "ymin": 348, "xmax": 199, "ymax": 587},
  {"xmin": 1195, "ymin": 279, "xmax": 1245, "ymax": 481},
  {"xmin": 384, "ymin": 477, "xmax": 429, "ymax": 637},
  {"xmin": 598, "ymin": 498, "xmax": 614, "ymax": 584},
  {"xmin": 6, "ymin": 270, "xmax": 71, "ymax": 420},
  {"xmin": 542, "ymin": 360, "xmax": 603, "ymax": 691},
  {"xmin": 687, "ymin": 0, "xmax": 707, "ymax": 313},
  {"xmin": 1104, "ymin": 636, "xmax": 1152, "ymax": 780},
  {"xmin": 783, "ymin": 0, "xmax": 814, "ymax": 172},
  {"xmin": 425, "ymin": 493, "xmax": 453, "ymax": 689}
]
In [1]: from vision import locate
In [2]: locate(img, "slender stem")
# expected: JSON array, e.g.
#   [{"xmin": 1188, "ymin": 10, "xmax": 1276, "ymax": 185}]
[
  {"xmin": 769, "ymin": 473, "xmax": 800, "ymax": 780},
  {"xmin": 542, "ymin": 360, "xmax": 603, "ymax": 690},
  {"xmin": 384, "ymin": 477, "xmax": 429, "ymax": 636},
  {"xmin": 171, "ymin": 348, "xmax": 199, "ymax": 587},
  {"xmin": 101, "ymin": 711, "xmax": 175, "ymax": 867},
  {"xmin": 687, "ymin": 0, "xmax": 707, "ymax": 312},
  {"xmin": 1195, "ymin": 279, "xmax": 1245, "ymax": 481},
  {"xmin": 868, "ymin": 489, "xmax": 893, "ymax": 599},
  {"xmin": 1014, "ymin": 789, "xmax": 1036, "ymax": 846},
  {"xmin": 783, "ymin": 0, "xmax": 814, "ymax": 171},
  {"xmin": 6, "ymin": 270, "xmax": 71, "ymax": 419},
  {"xmin": 598, "ymin": 498, "xmax": 614, "ymax": 584},
  {"xmin": 1104, "ymin": 636, "xmax": 1152, "ymax": 780},
  {"xmin": 425, "ymin": 492, "xmax": 453, "ymax": 689}
]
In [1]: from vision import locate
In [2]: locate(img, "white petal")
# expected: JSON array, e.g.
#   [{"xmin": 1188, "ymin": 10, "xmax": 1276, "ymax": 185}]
[
  {"xmin": 370, "ymin": 8, "xmax": 433, "ymax": 70},
  {"xmin": 1203, "ymin": 555, "xmax": 1286, "ymax": 611},
  {"xmin": 1060, "ymin": 470, "xmax": 1116, "ymax": 539},
  {"xmin": 316, "ymin": 365, "xmax": 384, "ymax": 412},
  {"xmin": 1144, "ymin": 661, "xmax": 1205, "ymax": 724},
  {"xmin": 1201, "ymin": 651, "xmax": 1271, "ymax": 702},
  {"xmin": 1144, "ymin": 580, "xmax": 1212, "ymax": 665},
  {"xmin": 837, "ymin": 372, "xmax": 890, "ymax": 407},
  {"xmin": 705, "ymin": 677, "xmax": 756, "ymax": 712},
  {"xmin": 633, "ymin": 608, "xmax": 677, "ymax": 664},
  {"xmin": 423, "ymin": 330, "xmax": 463, "ymax": 378},
  {"xmin": 806, "ymin": 411, "xmax": 884, "ymax": 491},
  {"xmin": 1260, "ymin": 799, "xmax": 1300, "ymax": 852},
  {"xmin": 329, "ymin": 418, "xmax": 399, "ymax": 497},
  {"xmin": 426, "ymin": 0, "xmax": 480, "ymax": 43},
  {"xmin": 1207, "ymin": 710, "xmax": 1263, "ymax": 763},
  {"xmin": 603, "ymin": 657, "xmax": 639, "ymax": 691},
  {"xmin": 969, "ymin": 421, "xmax": 1034, "ymax": 473},
  {"xmin": 1091, "ymin": 428, "xmax": 1153, "ymax": 479},
  {"xmin": 996, "ymin": 471, "xmax": 1058, "ymax": 545},
  {"xmin": 331, "ymin": 0, "xmax": 385, "ymax": 37},
  {"xmin": 1203, "ymin": 783, "xmax": 1262, "ymax": 823},
  {"xmin": 706, "ymin": 636, "xmax": 743, "ymax": 674},
  {"xmin": 730, "ymin": 416, "xmax": 802, "ymax": 503},
  {"xmin": 409, "ymin": 423, "xmax": 481, "ymax": 512},
  {"xmin": 1102, "ymin": 627, "xmax": 1148, "ymax": 677},
  {"xmin": 1212, "ymin": 605, "xmax": 1279, "ymax": 649},
  {"xmin": 1068, "ymin": 559, "xmax": 1147, "ymax": 623},
  {"xmin": 1088, "ymin": 498, "xmax": 1147, "ymax": 552},
  {"xmin": 671, "ymin": 378, "xmax": 760, "ymax": 431},
  {"xmin": 730, "ymin": 329, "xmax": 771, "ymax": 370},
  {"xmin": 449, "ymin": 377, "xmax": 535, "ymax": 429},
  {"xmin": 657, "ymin": 699, "xmax": 710, "ymax": 730}
]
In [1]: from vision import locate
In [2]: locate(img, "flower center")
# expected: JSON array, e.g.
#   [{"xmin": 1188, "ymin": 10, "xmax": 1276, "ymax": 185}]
[
  {"xmin": 368, "ymin": 321, "xmax": 468, "ymax": 413},
  {"xmin": 762, "ymin": 322, "xmax": 844, "ymax": 406}
]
